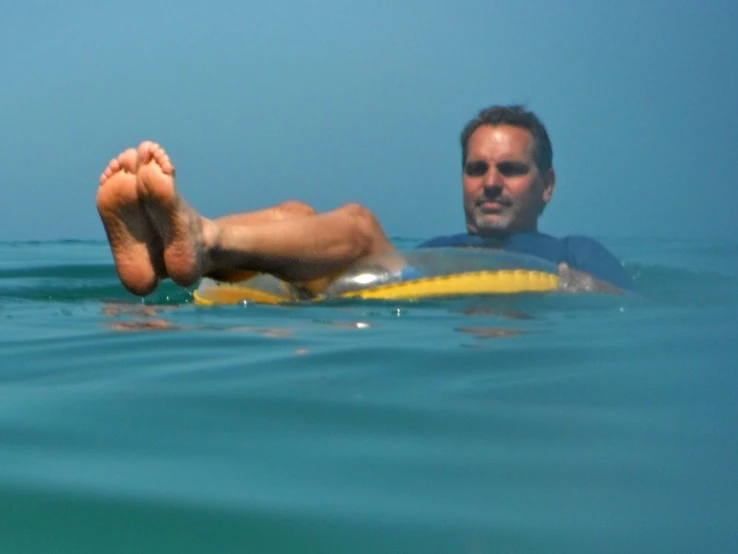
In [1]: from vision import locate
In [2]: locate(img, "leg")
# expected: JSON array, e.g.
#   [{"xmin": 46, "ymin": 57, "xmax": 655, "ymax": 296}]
[
  {"xmin": 129, "ymin": 141, "xmax": 393, "ymax": 292},
  {"xmin": 214, "ymin": 201, "xmax": 317, "ymax": 226},
  {"xmin": 209, "ymin": 202, "xmax": 394, "ymax": 285},
  {"xmin": 207, "ymin": 202, "xmax": 319, "ymax": 284}
]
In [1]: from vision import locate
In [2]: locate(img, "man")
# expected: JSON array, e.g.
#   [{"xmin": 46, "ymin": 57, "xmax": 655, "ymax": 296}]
[
  {"xmin": 96, "ymin": 105, "xmax": 632, "ymax": 297},
  {"xmin": 420, "ymin": 106, "xmax": 634, "ymax": 291}
]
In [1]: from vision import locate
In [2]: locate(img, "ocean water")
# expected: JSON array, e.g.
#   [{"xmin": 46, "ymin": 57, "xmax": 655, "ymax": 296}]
[{"xmin": 0, "ymin": 238, "xmax": 736, "ymax": 553}]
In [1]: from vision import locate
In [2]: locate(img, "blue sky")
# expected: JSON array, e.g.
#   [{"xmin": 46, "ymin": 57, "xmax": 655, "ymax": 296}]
[{"xmin": 1, "ymin": 0, "xmax": 736, "ymax": 241}]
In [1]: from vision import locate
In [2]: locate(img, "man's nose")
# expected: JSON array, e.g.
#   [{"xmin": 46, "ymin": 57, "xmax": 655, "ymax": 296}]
[{"xmin": 482, "ymin": 166, "xmax": 503, "ymax": 189}]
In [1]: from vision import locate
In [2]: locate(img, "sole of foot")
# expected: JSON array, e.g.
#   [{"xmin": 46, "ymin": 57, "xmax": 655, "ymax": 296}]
[
  {"xmin": 136, "ymin": 141, "xmax": 208, "ymax": 288},
  {"xmin": 96, "ymin": 148, "xmax": 163, "ymax": 296}
]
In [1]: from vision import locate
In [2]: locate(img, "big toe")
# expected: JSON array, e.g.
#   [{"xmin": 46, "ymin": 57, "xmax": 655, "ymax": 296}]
[
  {"xmin": 137, "ymin": 141, "xmax": 159, "ymax": 166},
  {"xmin": 118, "ymin": 148, "xmax": 139, "ymax": 173},
  {"xmin": 137, "ymin": 141, "xmax": 175, "ymax": 175},
  {"xmin": 100, "ymin": 148, "xmax": 139, "ymax": 185}
]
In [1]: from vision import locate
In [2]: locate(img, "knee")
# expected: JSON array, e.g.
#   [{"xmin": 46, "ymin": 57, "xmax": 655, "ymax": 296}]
[
  {"xmin": 277, "ymin": 200, "xmax": 317, "ymax": 218},
  {"xmin": 336, "ymin": 203, "xmax": 386, "ymax": 254},
  {"xmin": 337, "ymin": 203, "xmax": 381, "ymax": 231}
]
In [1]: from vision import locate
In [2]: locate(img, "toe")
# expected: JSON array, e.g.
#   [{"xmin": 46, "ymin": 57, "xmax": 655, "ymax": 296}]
[
  {"xmin": 138, "ymin": 141, "xmax": 175, "ymax": 176},
  {"xmin": 118, "ymin": 148, "xmax": 139, "ymax": 174},
  {"xmin": 100, "ymin": 158, "xmax": 121, "ymax": 185},
  {"xmin": 153, "ymin": 146, "xmax": 175, "ymax": 175},
  {"xmin": 137, "ymin": 141, "xmax": 159, "ymax": 166}
]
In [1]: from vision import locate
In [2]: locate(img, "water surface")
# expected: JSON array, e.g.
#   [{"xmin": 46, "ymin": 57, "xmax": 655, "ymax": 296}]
[{"xmin": 0, "ymin": 238, "xmax": 736, "ymax": 553}]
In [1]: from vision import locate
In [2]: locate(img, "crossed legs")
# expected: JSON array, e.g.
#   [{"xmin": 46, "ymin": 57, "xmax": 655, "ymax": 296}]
[{"xmin": 96, "ymin": 142, "xmax": 394, "ymax": 297}]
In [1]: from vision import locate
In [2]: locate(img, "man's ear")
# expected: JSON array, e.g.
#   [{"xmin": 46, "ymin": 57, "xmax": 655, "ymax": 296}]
[{"xmin": 542, "ymin": 168, "xmax": 556, "ymax": 204}]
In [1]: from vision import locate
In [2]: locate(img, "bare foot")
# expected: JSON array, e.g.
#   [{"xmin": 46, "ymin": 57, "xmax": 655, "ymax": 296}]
[
  {"xmin": 135, "ymin": 141, "xmax": 216, "ymax": 287},
  {"xmin": 97, "ymin": 149, "xmax": 165, "ymax": 296}
]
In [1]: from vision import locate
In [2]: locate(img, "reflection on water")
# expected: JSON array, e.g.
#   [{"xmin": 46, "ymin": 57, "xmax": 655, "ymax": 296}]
[
  {"xmin": 456, "ymin": 325, "xmax": 527, "ymax": 339},
  {"xmin": 101, "ymin": 301, "xmax": 378, "ymax": 339}
]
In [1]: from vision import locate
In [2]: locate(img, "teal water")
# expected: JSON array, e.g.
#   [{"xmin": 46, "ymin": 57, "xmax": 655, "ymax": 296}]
[{"xmin": 0, "ymin": 238, "xmax": 736, "ymax": 553}]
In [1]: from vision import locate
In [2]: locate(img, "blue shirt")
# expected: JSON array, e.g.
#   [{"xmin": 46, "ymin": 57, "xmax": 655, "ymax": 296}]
[{"xmin": 418, "ymin": 232, "xmax": 635, "ymax": 290}]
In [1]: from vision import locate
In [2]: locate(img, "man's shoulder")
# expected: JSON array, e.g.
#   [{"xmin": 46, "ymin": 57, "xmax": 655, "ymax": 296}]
[
  {"xmin": 557, "ymin": 234, "xmax": 622, "ymax": 262},
  {"xmin": 418, "ymin": 231, "xmax": 560, "ymax": 249},
  {"xmin": 560, "ymin": 234, "xmax": 609, "ymax": 250},
  {"xmin": 419, "ymin": 231, "xmax": 606, "ymax": 250},
  {"xmin": 558, "ymin": 235, "xmax": 635, "ymax": 290}
]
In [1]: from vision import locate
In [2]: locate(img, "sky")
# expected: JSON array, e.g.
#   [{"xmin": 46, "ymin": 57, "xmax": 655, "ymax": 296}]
[{"xmin": 1, "ymin": 0, "xmax": 736, "ymax": 241}]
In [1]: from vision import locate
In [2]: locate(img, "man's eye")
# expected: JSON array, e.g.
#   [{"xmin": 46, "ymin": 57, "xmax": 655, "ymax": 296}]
[
  {"xmin": 464, "ymin": 161, "xmax": 488, "ymax": 176},
  {"xmin": 497, "ymin": 162, "xmax": 529, "ymax": 176}
]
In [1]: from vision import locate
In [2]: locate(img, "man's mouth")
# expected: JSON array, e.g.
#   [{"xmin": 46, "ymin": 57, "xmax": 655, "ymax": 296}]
[{"xmin": 478, "ymin": 199, "xmax": 508, "ymax": 212}]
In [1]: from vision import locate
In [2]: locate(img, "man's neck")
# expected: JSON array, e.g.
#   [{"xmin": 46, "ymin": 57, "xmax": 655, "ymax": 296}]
[{"xmin": 469, "ymin": 228, "xmax": 539, "ymax": 239}]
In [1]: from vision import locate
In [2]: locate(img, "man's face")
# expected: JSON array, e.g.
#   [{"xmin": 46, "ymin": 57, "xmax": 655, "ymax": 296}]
[{"xmin": 462, "ymin": 124, "xmax": 555, "ymax": 237}]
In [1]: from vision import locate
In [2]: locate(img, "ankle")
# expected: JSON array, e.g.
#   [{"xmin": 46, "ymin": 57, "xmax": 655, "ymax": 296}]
[{"xmin": 200, "ymin": 218, "xmax": 221, "ymax": 271}]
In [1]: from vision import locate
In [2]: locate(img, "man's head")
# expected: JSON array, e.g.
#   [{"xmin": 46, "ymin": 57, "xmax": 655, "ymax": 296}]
[{"xmin": 460, "ymin": 105, "xmax": 556, "ymax": 237}]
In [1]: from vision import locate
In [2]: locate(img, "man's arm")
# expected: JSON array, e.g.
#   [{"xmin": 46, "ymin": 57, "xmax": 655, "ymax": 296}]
[
  {"xmin": 556, "ymin": 263, "xmax": 625, "ymax": 294},
  {"xmin": 562, "ymin": 236, "xmax": 636, "ymax": 292}
]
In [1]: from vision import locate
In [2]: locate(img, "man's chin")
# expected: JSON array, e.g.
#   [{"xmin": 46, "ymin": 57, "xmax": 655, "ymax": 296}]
[{"xmin": 470, "ymin": 214, "xmax": 512, "ymax": 236}]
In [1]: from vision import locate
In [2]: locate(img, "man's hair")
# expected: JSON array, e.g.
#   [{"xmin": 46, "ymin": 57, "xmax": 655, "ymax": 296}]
[{"xmin": 460, "ymin": 105, "xmax": 553, "ymax": 172}]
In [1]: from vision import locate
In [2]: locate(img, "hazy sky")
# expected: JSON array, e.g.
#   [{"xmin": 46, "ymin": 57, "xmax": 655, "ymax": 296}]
[{"xmin": 1, "ymin": 0, "xmax": 736, "ymax": 241}]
